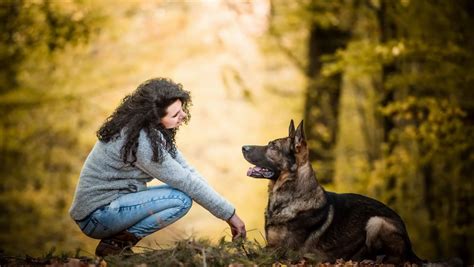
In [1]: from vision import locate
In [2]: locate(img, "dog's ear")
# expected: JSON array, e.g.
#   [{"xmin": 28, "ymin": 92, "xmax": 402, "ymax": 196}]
[
  {"xmin": 295, "ymin": 120, "xmax": 306, "ymax": 151},
  {"xmin": 289, "ymin": 119, "xmax": 296, "ymax": 138}
]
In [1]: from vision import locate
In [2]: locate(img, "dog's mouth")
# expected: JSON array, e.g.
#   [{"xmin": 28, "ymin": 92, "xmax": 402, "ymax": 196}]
[{"xmin": 247, "ymin": 166, "xmax": 275, "ymax": 178}]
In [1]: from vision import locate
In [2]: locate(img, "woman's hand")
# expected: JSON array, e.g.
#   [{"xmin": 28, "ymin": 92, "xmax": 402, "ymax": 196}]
[{"xmin": 226, "ymin": 212, "xmax": 246, "ymax": 241}]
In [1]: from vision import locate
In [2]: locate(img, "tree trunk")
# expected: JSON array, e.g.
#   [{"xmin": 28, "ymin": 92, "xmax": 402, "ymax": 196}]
[{"xmin": 304, "ymin": 24, "xmax": 348, "ymax": 184}]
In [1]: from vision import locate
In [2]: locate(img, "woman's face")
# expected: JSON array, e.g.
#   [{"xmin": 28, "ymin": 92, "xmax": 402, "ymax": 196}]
[{"xmin": 160, "ymin": 99, "xmax": 187, "ymax": 129}]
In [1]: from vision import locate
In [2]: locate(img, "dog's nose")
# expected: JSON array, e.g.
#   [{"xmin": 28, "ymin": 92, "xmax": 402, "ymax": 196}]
[{"xmin": 242, "ymin": 146, "xmax": 250, "ymax": 152}]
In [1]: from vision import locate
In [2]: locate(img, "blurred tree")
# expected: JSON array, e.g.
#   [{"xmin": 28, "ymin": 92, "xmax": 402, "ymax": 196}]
[
  {"xmin": 368, "ymin": 0, "xmax": 474, "ymax": 261},
  {"xmin": 266, "ymin": 0, "xmax": 474, "ymax": 263},
  {"xmin": 0, "ymin": 0, "xmax": 95, "ymax": 93},
  {"xmin": 267, "ymin": 0, "xmax": 350, "ymax": 184},
  {"xmin": 0, "ymin": 0, "xmax": 102, "ymax": 255}
]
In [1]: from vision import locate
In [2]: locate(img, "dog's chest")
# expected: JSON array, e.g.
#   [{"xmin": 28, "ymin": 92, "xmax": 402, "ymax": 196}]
[
  {"xmin": 265, "ymin": 223, "xmax": 328, "ymax": 259},
  {"xmin": 265, "ymin": 195, "xmax": 296, "ymax": 224},
  {"xmin": 264, "ymin": 202, "xmax": 308, "ymax": 248},
  {"xmin": 265, "ymin": 224, "xmax": 288, "ymax": 247},
  {"xmin": 264, "ymin": 190, "xmax": 331, "ymax": 250},
  {"xmin": 265, "ymin": 189, "xmax": 326, "ymax": 224}
]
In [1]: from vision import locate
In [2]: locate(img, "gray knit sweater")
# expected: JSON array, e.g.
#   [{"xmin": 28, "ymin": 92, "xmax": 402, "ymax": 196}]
[{"xmin": 69, "ymin": 130, "xmax": 235, "ymax": 221}]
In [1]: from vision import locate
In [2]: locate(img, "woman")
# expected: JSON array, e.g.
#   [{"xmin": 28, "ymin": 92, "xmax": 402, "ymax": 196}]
[{"xmin": 69, "ymin": 78, "xmax": 246, "ymax": 257}]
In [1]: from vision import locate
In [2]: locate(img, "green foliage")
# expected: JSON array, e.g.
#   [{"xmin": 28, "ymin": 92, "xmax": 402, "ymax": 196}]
[
  {"xmin": 369, "ymin": 2, "xmax": 474, "ymax": 259},
  {"xmin": 322, "ymin": 40, "xmax": 407, "ymax": 78},
  {"xmin": 0, "ymin": 0, "xmax": 103, "ymax": 256},
  {"xmin": 0, "ymin": 0, "xmax": 102, "ymax": 93},
  {"xmin": 371, "ymin": 97, "xmax": 474, "ymax": 258},
  {"xmin": 267, "ymin": 0, "xmax": 474, "ymax": 263}
]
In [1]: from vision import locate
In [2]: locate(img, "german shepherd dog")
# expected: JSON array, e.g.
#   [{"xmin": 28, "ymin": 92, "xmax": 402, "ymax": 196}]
[{"xmin": 242, "ymin": 120, "xmax": 423, "ymax": 265}]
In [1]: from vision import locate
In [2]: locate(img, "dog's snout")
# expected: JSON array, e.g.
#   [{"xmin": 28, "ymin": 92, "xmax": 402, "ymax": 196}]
[{"xmin": 242, "ymin": 146, "xmax": 251, "ymax": 152}]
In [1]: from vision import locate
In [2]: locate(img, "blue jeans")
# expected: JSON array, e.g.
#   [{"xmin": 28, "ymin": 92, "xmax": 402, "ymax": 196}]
[{"xmin": 76, "ymin": 185, "xmax": 192, "ymax": 239}]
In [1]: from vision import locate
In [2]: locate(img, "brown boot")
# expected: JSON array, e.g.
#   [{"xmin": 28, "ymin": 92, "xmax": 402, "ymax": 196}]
[{"xmin": 95, "ymin": 231, "xmax": 141, "ymax": 257}]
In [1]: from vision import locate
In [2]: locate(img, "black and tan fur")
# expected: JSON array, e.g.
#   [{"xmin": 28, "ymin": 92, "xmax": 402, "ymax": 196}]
[{"xmin": 242, "ymin": 120, "xmax": 423, "ymax": 265}]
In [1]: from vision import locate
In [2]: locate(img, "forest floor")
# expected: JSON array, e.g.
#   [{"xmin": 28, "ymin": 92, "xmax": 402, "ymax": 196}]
[{"xmin": 0, "ymin": 238, "xmax": 427, "ymax": 267}]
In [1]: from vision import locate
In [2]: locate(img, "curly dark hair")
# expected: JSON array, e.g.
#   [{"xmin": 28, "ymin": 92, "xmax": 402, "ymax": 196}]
[{"xmin": 97, "ymin": 78, "xmax": 192, "ymax": 164}]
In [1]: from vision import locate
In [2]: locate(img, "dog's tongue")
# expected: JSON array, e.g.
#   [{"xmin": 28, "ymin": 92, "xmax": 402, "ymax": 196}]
[{"xmin": 247, "ymin": 166, "xmax": 274, "ymax": 178}]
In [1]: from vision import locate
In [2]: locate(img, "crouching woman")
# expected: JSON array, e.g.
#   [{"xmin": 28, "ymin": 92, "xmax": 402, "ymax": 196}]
[{"xmin": 69, "ymin": 78, "xmax": 246, "ymax": 257}]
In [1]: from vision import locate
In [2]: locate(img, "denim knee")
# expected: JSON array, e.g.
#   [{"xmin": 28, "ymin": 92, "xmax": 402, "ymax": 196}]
[{"xmin": 176, "ymin": 191, "xmax": 192, "ymax": 213}]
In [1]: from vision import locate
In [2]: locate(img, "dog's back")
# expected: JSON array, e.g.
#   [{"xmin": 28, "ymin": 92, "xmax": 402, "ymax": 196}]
[{"xmin": 311, "ymin": 192, "xmax": 421, "ymax": 263}]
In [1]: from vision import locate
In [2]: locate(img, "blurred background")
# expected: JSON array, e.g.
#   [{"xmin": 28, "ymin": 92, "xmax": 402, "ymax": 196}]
[{"xmin": 0, "ymin": 0, "xmax": 472, "ymax": 263}]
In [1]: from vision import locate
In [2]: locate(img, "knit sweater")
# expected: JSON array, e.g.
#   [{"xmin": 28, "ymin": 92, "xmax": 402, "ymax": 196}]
[{"xmin": 69, "ymin": 129, "xmax": 235, "ymax": 221}]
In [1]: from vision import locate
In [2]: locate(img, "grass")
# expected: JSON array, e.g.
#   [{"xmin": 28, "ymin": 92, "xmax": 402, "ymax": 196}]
[
  {"xmin": 106, "ymin": 238, "xmax": 292, "ymax": 267},
  {"xmin": 0, "ymin": 238, "xmax": 408, "ymax": 266}
]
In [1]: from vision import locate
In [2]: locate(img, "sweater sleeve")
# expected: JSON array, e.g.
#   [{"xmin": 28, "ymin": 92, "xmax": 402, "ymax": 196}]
[
  {"xmin": 174, "ymin": 149, "xmax": 207, "ymax": 182},
  {"xmin": 134, "ymin": 131, "xmax": 235, "ymax": 221}
]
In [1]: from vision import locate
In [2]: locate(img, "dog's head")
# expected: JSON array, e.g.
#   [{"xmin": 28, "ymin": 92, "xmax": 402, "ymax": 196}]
[{"xmin": 242, "ymin": 120, "xmax": 308, "ymax": 180}]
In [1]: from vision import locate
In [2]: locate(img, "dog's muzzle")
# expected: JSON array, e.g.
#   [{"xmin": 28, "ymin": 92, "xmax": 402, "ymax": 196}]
[{"xmin": 242, "ymin": 146, "xmax": 276, "ymax": 179}]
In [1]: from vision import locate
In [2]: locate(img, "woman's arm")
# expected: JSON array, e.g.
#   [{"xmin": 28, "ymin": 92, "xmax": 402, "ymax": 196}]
[
  {"xmin": 174, "ymin": 149, "xmax": 207, "ymax": 182},
  {"xmin": 134, "ymin": 131, "xmax": 235, "ymax": 221}
]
